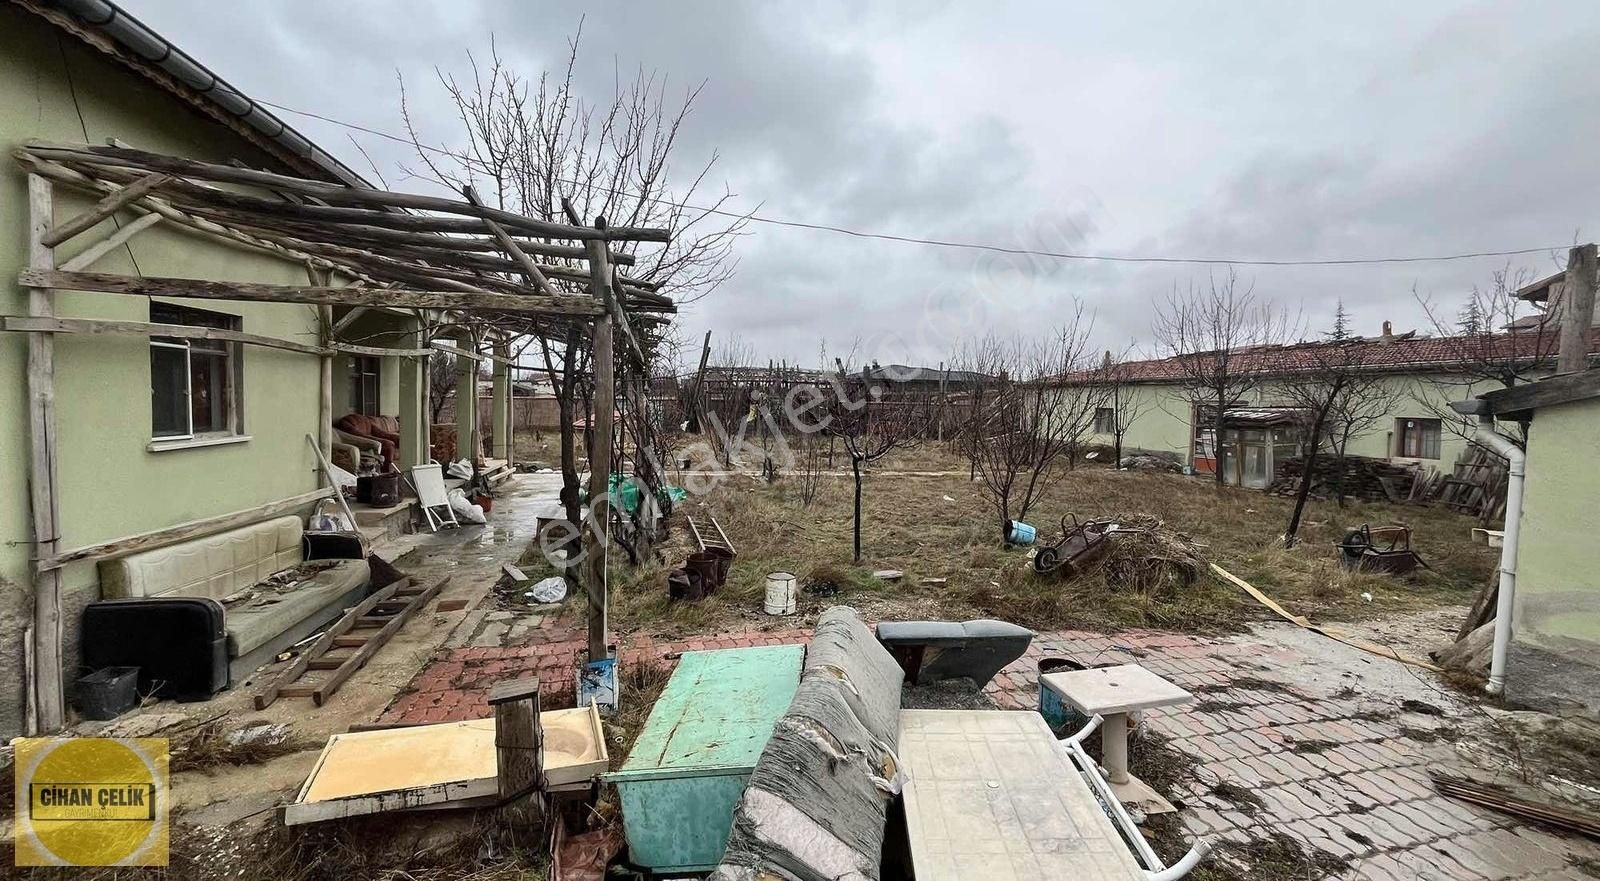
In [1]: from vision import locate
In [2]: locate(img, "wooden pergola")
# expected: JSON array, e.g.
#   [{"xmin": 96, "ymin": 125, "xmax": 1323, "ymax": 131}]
[{"xmin": 8, "ymin": 140, "xmax": 670, "ymax": 732}]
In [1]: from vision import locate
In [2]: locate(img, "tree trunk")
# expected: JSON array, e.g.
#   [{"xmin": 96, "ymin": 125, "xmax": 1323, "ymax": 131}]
[
  {"xmin": 557, "ymin": 327, "xmax": 582, "ymax": 584},
  {"xmin": 1212, "ymin": 401, "xmax": 1228, "ymax": 487},
  {"xmin": 1285, "ymin": 401, "xmax": 1334, "ymax": 548},
  {"xmin": 851, "ymin": 455, "xmax": 864, "ymax": 563},
  {"xmin": 1113, "ymin": 431, "xmax": 1123, "ymax": 467}
]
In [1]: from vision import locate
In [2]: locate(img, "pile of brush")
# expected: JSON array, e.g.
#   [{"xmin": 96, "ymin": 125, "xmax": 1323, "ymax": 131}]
[{"xmin": 1084, "ymin": 514, "xmax": 1207, "ymax": 593}]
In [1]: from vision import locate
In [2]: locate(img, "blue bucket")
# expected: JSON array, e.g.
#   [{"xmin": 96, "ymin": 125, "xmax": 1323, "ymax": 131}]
[{"xmin": 1005, "ymin": 519, "xmax": 1036, "ymax": 545}]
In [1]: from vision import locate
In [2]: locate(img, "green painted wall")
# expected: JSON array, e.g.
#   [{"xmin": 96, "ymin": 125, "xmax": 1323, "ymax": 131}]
[
  {"xmin": 1513, "ymin": 398, "xmax": 1600, "ymax": 649},
  {"xmin": 0, "ymin": 7, "xmax": 413, "ymax": 735},
  {"xmin": 1082, "ymin": 373, "xmax": 1503, "ymax": 469}
]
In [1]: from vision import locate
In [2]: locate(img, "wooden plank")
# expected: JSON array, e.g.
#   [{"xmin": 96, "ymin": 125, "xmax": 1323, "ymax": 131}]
[
  {"xmin": 1211, "ymin": 563, "xmax": 1440, "ymax": 671},
  {"xmin": 40, "ymin": 172, "xmax": 172, "ymax": 247},
  {"xmin": 18, "ymin": 269, "xmax": 605, "ymax": 316},
  {"xmin": 26, "ymin": 142, "xmax": 669, "ymax": 242},
  {"xmin": 1, "ymin": 315, "xmax": 329, "ymax": 357},
  {"xmin": 254, "ymin": 578, "xmax": 411, "ymax": 710},
  {"xmin": 331, "ymin": 636, "xmax": 368, "ymax": 648},
  {"xmin": 40, "ymin": 487, "xmax": 333, "ymax": 571},
  {"xmin": 25, "ymin": 173, "xmax": 64, "ymax": 733},
  {"xmin": 313, "ymin": 576, "xmax": 448, "ymax": 705},
  {"xmin": 430, "ymin": 339, "xmax": 521, "ymax": 366},
  {"xmin": 502, "ymin": 563, "xmax": 529, "ymax": 583},
  {"xmin": 57, "ymin": 211, "xmax": 162, "ymax": 272}
]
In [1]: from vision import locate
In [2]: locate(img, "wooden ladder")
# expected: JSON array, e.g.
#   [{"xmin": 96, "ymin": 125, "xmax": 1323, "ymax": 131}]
[
  {"xmin": 684, "ymin": 510, "xmax": 736, "ymax": 556},
  {"xmin": 255, "ymin": 575, "xmax": 450, "ymax": 709}
]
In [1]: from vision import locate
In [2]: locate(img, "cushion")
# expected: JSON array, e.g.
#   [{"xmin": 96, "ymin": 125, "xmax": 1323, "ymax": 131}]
[
  {"xmin": 224, "ymin": 561, "xmax": 367, "ymax": 657},
  {"xmin": 99, "ymin": 515, "xmax": 305, "ymax": 601}
]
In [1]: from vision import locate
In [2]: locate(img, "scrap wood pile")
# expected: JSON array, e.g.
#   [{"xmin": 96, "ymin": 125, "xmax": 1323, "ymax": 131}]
[
  {"xmin": 1268, "ymin": 455, "xmax": 1419, "ymax": 502},
  {"xmin": 1409, "ymin": 446, "xmax": 1510, "ymax": 526}
]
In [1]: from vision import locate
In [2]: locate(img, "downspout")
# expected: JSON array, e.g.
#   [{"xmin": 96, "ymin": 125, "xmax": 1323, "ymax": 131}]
[{"xmin": 1472, "ymin": 416, "xmax": 1526, "ymax": 696}]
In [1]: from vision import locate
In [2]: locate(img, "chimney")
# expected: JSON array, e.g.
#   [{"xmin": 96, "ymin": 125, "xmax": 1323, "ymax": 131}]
[
  {"xmin": 1380, "ymin": 320, "xmax": 1392, "ymax": 339},
  {"xmin": 1557, "ymin": 244, "xmax": 1598, "ymax": 374}
]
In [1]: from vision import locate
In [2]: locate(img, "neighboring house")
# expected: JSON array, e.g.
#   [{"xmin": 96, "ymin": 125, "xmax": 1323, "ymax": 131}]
[
  {"xmin": 856, "ymin": 362, "xmax": 988, "ymax": 397},
  {"xmin": 1457, "ymin": 368, "xmax": 1600, "ymax": 717},
  {"xmin": 0, "ymin": 0, "xmax": 441, "ymax": 736},
  {"xmin": 1049, "ymin": 322, "xmax": 1595, "ymax": 486}
]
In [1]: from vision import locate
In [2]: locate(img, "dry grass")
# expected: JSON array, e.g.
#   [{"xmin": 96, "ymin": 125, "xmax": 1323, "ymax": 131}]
[
  {"xmin": 608, "ymin": 444, "xmax": 1496, "ymax": 637},
  {"xmin": 169, "ymin": 721, "xmax": 312, "ymax": 774}
]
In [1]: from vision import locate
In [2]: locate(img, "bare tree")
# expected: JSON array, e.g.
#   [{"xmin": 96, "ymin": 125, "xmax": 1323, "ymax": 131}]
[
  {"xmin": 967, "ymin": 308, "xmax": 1104, "ymax": 539},
  {"xmin": 1151, "ymin": 268, "xmax": 1295, "ymax": 485},
  {"xmin": 1413, "ymin": 264, "xmax": 1557, "ymax": 449},
  {"xmin": 428, "ymin": 348, "xmax": 457, "ymax": 425},
  {"xmin": 1277, "ymin": 310, "xmax": 1399, "ymax": 545},
  {"xmin": 823, "ymin": 359, "xmax": 937, "ymax": 563},
  {"xmin": 399, "ymin": 24, "xmax": 749, "ymax": 542}
]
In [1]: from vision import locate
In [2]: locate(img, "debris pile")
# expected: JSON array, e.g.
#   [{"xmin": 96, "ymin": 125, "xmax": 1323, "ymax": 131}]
[
  {"xmin": 1268, "ymin": 455, "xmax": 1418, "ymax": 502},
  {"xmin": 1118, "ymin": 454, "xmax": 1183, "ymax": 473},
  {"xmin": 1409, "ymin": 446, "xmax": 1510, "ymax": 525},
  {"xmin": 1087, "ymin": 514, "xmax": 1206, "ymax": 592}
]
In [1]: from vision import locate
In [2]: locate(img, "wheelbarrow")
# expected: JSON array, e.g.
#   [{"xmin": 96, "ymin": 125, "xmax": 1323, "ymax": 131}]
[
  {"xmin": 1338, "ymin": 524, "xmax": 1429, "ymax": 575},
  {"xmin": 1032, "ymin": 514, "xmax": 1116, "ymax": 577}
]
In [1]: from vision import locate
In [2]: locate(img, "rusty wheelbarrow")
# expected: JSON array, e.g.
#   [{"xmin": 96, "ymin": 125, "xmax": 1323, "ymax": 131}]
[
  {"xmin": 1032, "ymin": 514, "xmax": 1117, "ymax": 578},
  {"xmin": 1338, "ymin": 524, "xmax": 1429, "ymax": 575}
]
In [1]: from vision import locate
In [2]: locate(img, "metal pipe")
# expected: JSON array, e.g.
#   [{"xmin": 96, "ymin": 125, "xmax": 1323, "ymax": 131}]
[
  {"xmin": 1061, "ymin": 737, "xmax": 1165, "ymax": 871},
  {"xmin": 1472, "ymin": 416, "xmax": 1526, "ymax": 695}
]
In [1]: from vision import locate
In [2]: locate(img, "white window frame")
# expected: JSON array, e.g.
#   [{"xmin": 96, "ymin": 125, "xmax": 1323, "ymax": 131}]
[{"xmin": 150, "ymin": 338, "xmax": 196, "ymax": 441}]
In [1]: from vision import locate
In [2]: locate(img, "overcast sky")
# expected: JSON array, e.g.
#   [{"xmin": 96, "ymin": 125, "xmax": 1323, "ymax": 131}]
[{"xmin": 123, "ymin": 1, "xmax": 1600, "ymax": 370}]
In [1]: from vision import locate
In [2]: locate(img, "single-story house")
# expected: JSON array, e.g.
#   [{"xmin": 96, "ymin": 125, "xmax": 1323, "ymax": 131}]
[
  {"xmin": 1049, "ymin": 320, "xmax": 1596, "ymax": 484},
  {"xmin": 1455, "ymin": 368, "xmax": 1600, "ymax": 718},
  {"xmin": 0, "ymin": 0, "xmax": 526, "ymax": 737}
]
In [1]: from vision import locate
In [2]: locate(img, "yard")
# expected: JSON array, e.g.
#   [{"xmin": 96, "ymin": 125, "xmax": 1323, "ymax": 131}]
[{"xmin": 602, "ymin": 440, "xmax": 1498, "ymax": 651}]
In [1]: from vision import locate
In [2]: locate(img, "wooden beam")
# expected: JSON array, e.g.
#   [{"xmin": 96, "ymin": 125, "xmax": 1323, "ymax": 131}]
[
  {"xmin": 57, "ymin": 211, "xmax": 162, "ymax": 272},
  {"xmin": 329, "ymin": 341, "xmax": 432, "ymax": 358},
  {"xmin": 1, "ymin": 315, "xmax": 329, "ymax": 357},
  {"xmin": 431, "ymin": 339, "xmax": 517, "ymax": 366},
  {"xmin": 462, "ymin": 184, "xmax": 559, "ymax": 298},
  {"xmin": 38, "ymin": 487, "xmax": 334, "ymax": 571},
  {"xmin": 1476, "ymin": 366, "xmax": 1600, "ymax": 416},
  {"xmin": 1557, "ymin": 244, "xmax": 1597, "ymax": 375},
  {"xmin": 490, "ymin": 678, "xmax": 546, "ymax": 820},
  {"xmin": 24, "ymin": 174, "xmax": 64, "ymax": 733},
  {"xmin": 332, "ymin": 306, "xmax": 369, "ymax": 334},
  {"xmin": 39, "ymin": 172, "xmax": 172, "ymax": 247},
  {"xmin": 26, "ymin": 142, "xmax": 670, "ymax": 242},
  {"xmin": 585, "ymin": 239, "xmax": 615, "ymax": 663},
  {"xmin": 210, "ymin": 217, "xmax": 635, "ymax": 264},
  {"xmin": 586, "ymin": 236, "xmax": 648, "ymax": 370},
  {"xmin": 19, "ymin": 269, "xmax": 605, "ymax": 316}
]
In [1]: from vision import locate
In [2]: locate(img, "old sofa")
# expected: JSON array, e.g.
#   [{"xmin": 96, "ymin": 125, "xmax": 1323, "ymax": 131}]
[{"xmin": 98, "ymin": 514, "xmax": 369, "ymax": 681}]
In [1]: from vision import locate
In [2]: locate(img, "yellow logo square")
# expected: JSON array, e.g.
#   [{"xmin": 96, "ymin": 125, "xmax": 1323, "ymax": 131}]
[{"xmin": 14, "ymin": 737, "xmax": 169, "ymax": 867}]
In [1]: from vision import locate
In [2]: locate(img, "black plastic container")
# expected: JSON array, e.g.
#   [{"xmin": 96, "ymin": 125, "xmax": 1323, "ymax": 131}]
[{"xmin": 75, "ymin": 666, "xmax": 140, "ymax": 721}]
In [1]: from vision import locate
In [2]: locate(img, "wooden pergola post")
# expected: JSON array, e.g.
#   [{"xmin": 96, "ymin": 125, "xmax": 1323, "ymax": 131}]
[
  {"xmin": 492, "ymin": 337, "xmax": 512, "ymax": 462},
  {"xmin": 25, "ymin": 173, "xmax": 65, "ymax": 733},
  {"xmin": 455, "ymin": 329, "xmax": 478, "ymax": 462},
  {"xmin": 584, "ymin": 233, "xmax": 615, "ymax": 663},
  {"xmin": 489, "ymin": 677, "xmax": 545, "ymax": 825}
]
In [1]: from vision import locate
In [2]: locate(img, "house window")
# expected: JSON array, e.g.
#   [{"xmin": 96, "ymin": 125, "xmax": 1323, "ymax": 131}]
[
  {"xmin": 150, "ymin": 303, "xmax": 241, "ymax": 439},
  {"xmin": 349, "ymin": 356, "xmax": 382, "ymax": 416},
  {"xmin": 1094, "ymin": 407, "xmax": 1116, "ymax": 434},
  {"xmin": 1396, "ymin": 418, "xmax": 1441, "ymax": 459}
]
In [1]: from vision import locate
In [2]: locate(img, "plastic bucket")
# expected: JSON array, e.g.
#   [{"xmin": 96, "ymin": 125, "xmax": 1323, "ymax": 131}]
[
  {"xmin": 1037, "ymin": 658, "xmax": 1089, "ymax": 734},
  {"xmin": 687, "ymin": 552, "xmax": 721, "ymax": 593},
  {"xmin": 765, "ymin": 571, "xmax": 797, "ymax": 615},
  {"xmin": 1005, "ymin": 519, "xmax": 1037, "ymax": 546}
]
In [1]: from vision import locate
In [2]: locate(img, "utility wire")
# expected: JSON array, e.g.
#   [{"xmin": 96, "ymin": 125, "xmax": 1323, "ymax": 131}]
[{"xmin": 257, "ymin": 98, "xmax": 1567, "ymax": 269}]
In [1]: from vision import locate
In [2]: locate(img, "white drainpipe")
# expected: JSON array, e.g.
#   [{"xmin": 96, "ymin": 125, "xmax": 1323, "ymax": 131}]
[{"xmin": 1473, "ymin": 416, "xmax": 1526, "ymax": 695}]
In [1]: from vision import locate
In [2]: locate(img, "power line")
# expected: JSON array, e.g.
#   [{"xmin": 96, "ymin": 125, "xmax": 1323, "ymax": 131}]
[{"xmin": 257, "ymin": 97, "xmax": 1568, "ymax": 269}]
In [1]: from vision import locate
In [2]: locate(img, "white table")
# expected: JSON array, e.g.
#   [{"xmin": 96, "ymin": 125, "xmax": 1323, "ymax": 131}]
[
  {"xmin": 1038, "ymin": 663, "xmax": 1193, "ymax": 813},
  {"xmin": 898, "ymin": 710, "xmax": 1145, "ymax": 880}
]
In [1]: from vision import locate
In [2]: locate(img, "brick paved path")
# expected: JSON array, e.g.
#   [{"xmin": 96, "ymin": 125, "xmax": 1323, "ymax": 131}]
[{"xmin": 382, "ymin": 615, "xmax": 1600, "ymax": 880}]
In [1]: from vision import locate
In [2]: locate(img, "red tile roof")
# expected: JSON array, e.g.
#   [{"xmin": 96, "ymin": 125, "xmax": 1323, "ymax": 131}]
[{"xmin": 1050, "ymin": 326, "xmax": 1597, "ymax": 385}]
